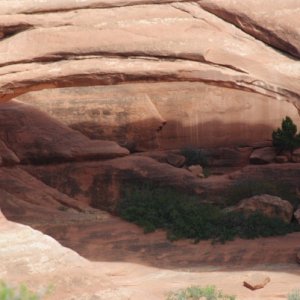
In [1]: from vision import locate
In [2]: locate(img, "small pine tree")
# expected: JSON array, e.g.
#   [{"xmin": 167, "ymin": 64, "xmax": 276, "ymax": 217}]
[{"xmin": 272, "ymin": 116, "xmax": 300, "ymax": 154}]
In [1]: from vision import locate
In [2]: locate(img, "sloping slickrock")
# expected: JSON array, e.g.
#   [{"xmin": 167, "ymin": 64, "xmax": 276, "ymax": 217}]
[
  {"xmin": 0, "ymin": 100, "xmax": 128, "ymax": 163},
  {"xmin": 0, "ymin": 210, "xmax": 125, "ymax": 300},
  {"xmin": 292, "ymin": 148, "xmax": 300, "ymax": 163},
  {"xmin": 22, "ymin": 156, "xmax": 204, "ymax": 212},
  {"xmin": 198, "ymin": 0, "xmax": 300, "ymax": 59},
  {"xmin": 297, "ymin": 251, "xmax": 300, "ymax": 264},
  {"xmin": 0, "ymin": 167, "xmax": 90, "ymax": 217},
  {"xmin": 275, "ymin": 155, "xmax": 289, "ymax": 164},
  {"xmin": 0, "ymin": 139, "xmax": 20, "ymax": 166}
]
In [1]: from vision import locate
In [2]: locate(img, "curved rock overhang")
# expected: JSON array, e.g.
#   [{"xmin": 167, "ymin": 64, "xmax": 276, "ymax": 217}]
[{"xmin": 1, "ymin": 1, "xmax": 300, "ymax": 149}]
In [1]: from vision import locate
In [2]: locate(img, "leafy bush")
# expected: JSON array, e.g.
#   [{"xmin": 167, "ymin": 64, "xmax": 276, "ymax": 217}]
[
  {"xmin": 118, "ymin": 184, "xmax": 300, "ymax": 243},
  {"xmin": 166, "ymin": 285, "xmax": 236, "ymax": 300},
  {"xmin": 272, "ymin": 116, "xmax": 300, "ymax": 154},
  {"xmin": 224, "ymin": 179, "xmax": 300, "ymax": 208},
  {"xmin": 0, "ymin": 282, "xmax": 44, "ymax": 300},
  {"xmin": 181, "ymin": 148, "xmax": 209, "ymax": 167},
  {"xmin": 288, "ymin": 290, "xmax": 300, "ymax": 300}
]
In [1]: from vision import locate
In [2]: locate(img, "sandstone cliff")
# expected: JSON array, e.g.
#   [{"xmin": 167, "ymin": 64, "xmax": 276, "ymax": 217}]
[
  {"xmin": 1, "ymin": 3, "xmax": 300, "ymax": 299},
  {"xmin": 0, "ymin": 0, "xmax": 298, "ymax": 149}
]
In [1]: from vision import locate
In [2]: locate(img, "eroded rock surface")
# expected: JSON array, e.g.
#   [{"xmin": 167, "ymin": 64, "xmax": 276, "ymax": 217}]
[
  {"xmin": 0, "ymin": 139, "xmax": 20, "ymax": 166},
  {"xmin": 23, "ymin": 156, "xmax": 204, "ymax": 212},
  {"xmin": 1, "ymin": 2, "xmax": 300, "ymax": 299},
  {"xmin": 0, "ymin": 210, "xmax": 128, "ymax": 300},
  {"xmin": 18, "ymin": 86, "xmax": 166, "ymax": 151},
  {"xmin": 17, "ymin": 83, "xmax": 300, "ymax": 149},
  {"xmin": 0, "ymin": 1, "xmax": 299, "ymax": 149},
  {"xmin": 199, "ymin": 0, "xmax": 300, "ymax": 59},
  {"xmin": 2, "ymin": 209, "xmax": 300, "ymax": 300},
  {"xmin": 0, "ymin": 100, "xmax": 128, "ymax": 163},
  {"xmin": 0, "ymin": 167, "xmax": 91, "ymax": 223}
]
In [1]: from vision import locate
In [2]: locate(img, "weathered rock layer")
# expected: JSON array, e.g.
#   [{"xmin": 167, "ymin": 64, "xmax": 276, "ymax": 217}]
[
  {"xmin": 17, "ymin": 83, "xmax": 300, "ymax": 150},
  {"xmin": 0, "ymin": 0, "xmax": 299, "ymax": 149}
]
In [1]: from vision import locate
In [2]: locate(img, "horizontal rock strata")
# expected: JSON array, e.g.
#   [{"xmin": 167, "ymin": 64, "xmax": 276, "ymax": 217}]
[
  {"xmin": 17, "ymin": 83, "xmax": 300, "ymax": 149},
  {"xmin": 198, "ymin": 0, "xmax": 300, "ymax": 59},
  {"xmin": 0, "ymin": 1, "xmax": 298, "ymax": 148}
]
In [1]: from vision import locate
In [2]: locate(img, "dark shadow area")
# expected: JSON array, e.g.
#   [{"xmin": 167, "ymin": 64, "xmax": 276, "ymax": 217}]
[{"xmin": 0, "ymin": 24, "xmax": 34, "ymax": 41}]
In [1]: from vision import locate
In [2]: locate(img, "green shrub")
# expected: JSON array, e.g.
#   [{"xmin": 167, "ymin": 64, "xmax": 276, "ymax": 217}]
[
  {"xmin": 224, "ymin": 179, "xmax": 299, "ymax": 208},
  {"xmin": 166, "ymin": 285, "xmax": 236, "ymax": 300},
  {"xmin": 288, "ymin": 290, "xmax": 300, "ymax": 300},
  {"xmin": 0, "ymin": 282, "xmax": 44, "ymax": 300},
  {"xmin": 181, "ymin": 148, "xmax": 209, "ymax": 167},
  {"xmin": 118, "ymin": 184, "xmax": 300, "ymax": 243},
  {"xmin": 272, "ymin": 116, "xmax": 300, "ymax": 154}
]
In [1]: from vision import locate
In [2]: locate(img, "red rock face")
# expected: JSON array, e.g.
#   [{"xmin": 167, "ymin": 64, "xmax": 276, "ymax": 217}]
[
  {"xmin": 0, "ymin": 1, "xmax": 297, "ymax": 148},
  {"xmin": 199, "ymin": 0, "xmax": 300, "ymax": 59},
  {"xmin": 0, "ymin": 3, "xmax": 300, "ymax": 299},
  {"xmin": 17, "ymin": 83, "xmax": 300, "ymax": 149},
  {"xmin": 0, "ymin": 100, "xmax": 128, "ymax": 163}
]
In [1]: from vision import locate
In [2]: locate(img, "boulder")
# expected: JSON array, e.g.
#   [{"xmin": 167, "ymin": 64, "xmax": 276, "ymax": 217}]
[
  {"xmin": 243, "ymin": 273, "xmax": 270, "ymax": 290},
  {"xmin": 166, "ymin": 153, "xmax": 186, "ymax": 168},
  {"xmin": 292, "ymin": 148, "xmax": 300, "ymax": 163},
  {"xmin": 292, "ymin": 156, "xmax": 300, "ymax": 163},
  {"xmin": 297, "ymin": 252, "xmax": 300, "ymax": 264},
  {"xmin": 233, "ymin": 194, "xmax": 294, "ymax": 223},
  {"xmin": 0, "ymin": 209, "xmax": 120, "ymax": 300},
  {"xmin": 275, "ymin": 155, "xmax": 289, "ymax": 164},
  {"xmin": 0, "ymin": 210, "xmax": 5, "ymax": 223},
  {"xmin": 294, "ymin": 208, "xmax": 300, "ymax": 224},
  {"xmin": 293, "ymin": 149, "xmax": 300, "ymax": 156},
  {"xmin": 187, "ymin": 165, "xmax": 205, "ymax": 178},
  {"xmin": 250, "ymin": 147, "xmax": 276, "ymax": 164}
]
